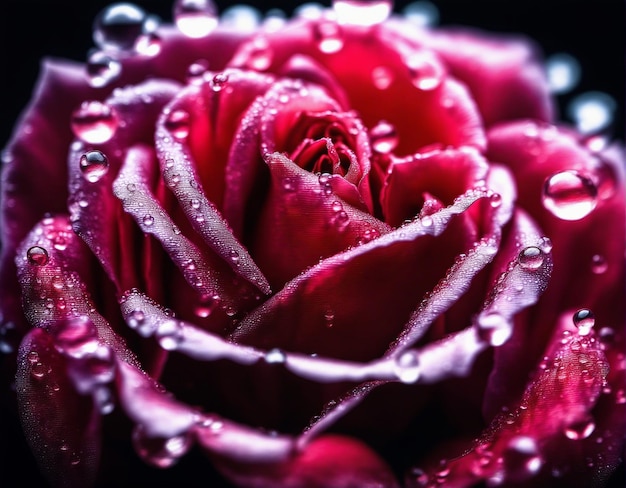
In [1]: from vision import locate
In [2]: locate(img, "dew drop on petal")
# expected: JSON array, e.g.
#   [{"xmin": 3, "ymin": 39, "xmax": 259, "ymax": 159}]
[
  {"xmin": 210, "ymin": 72, "xmax": 229, "ymax": 92},
  {"xmin": 371, "ymin": 66, "xmax": 394, "ymax": 90},
  {"xmin": 93, "ymin": 3, "xmax": 147, "ymax": 52},
  {"xmin": 221, "ymin": 5, "xmax": 261, "ymax": 32},
  {"xmin": 518, "ymin": 246, "xmax": 544, "ymax": 270},
  {"xmin": 79, "ymin": 150, "xmax": 109, "ymax": 183},
  {"xmin": 142, "ymin": 214, "xmax": 155, "ymax": 227},
  {"xmin": 155, "ymin": 320, "xmax": 184, "ymax": 350},
  {"xmin": 31, "ymin": 361, "xmax": 49, "ymax": 380},
  {"xmin": 489, "ymin": 192, "xmax": 502, "ymax": 208},
  {"xmin": 564, "ymin": 416, "xmax": 596, "ymax": 440},
  {"xmin": 573, "ymin": 308, "xmax": 595, "ymax": 336},
  {"xmin": 394, "ymin": 350, "xmax": 421, "ymax": 383},
  {"xmin": 313, "ymin": 20, "xmax": 344, "ymax": 54},
  {"xmin": 503, "ymin": 436, "xmax": 543, "ymax": 481},
  {"xmin": 406, "ymin": 51, "xmax": 443, "ymax": 91},
  {"xmin": 265, "ymin": 348, "xmax": 287, "ymax": 364},
  {"xmin": 86, "ymin": 51, "xmax": 122, "ymax": 88},
  {"xmin": 370, "ymin": 120, "xmax": 398, "ymax": 153},
  {"xmin": 52, "ymin": 316, "xmax": 99, "ymax": 358},
  {"xmin": 71, "ymin": 101, "xmax": 119, "ymax": 144},
  {"xmin": 591, "ymin": 254, "xmax": 608, "ymax": 274},
  {"xmin": 164, "ymin": 109, "xmax": 191, "ymax": 141},
  {"xmin": 27, "ymin": 246, "xmax": 49, "ymax": 266},
  {"xmin": 132, "ymin": 425, "xmax": 192, "ymax": 468},
  {"xmin": 476, "ymin": 312, "xmax": 511, "ymax": 347},
  {"xmin": 546, "ymin": 53, "xmax": 581, "ymax": 95},
  {"xmin": 542, "ymin": 170, "xmax": 598, "ymax": 221},
  {"xmin": 332, "ymin": 0, "xmax": 393, "ymax": 26},
  {"xmin": 174, "ymin": 0, "xmax": 218, "ymax": 38},
  {"xmin": 421, "ymin": 215, "xmax": 433, "ymax": 227},
  {"xmin": 243, "ymin": 38, "xmax": 273, "ymax": 71},
  {"xmin": 135, "ymin": 32, "xmax": 162, "ymax": 57},
  {"xmin": 185, "ymin": 59, "xmax": 210, "ymax": 84}
]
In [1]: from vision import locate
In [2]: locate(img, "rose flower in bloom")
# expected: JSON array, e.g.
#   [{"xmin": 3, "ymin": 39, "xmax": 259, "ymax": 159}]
[{"xmin": 0, "ymin": 0, "xmax": 624, "ymax": 486}]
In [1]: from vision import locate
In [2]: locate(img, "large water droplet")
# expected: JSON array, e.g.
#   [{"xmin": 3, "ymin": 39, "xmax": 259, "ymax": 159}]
[
  {"xmin": 406, "ymin": 51, "xmax": 443, "ymax": 91},
  {"xmin": 477, "ymin": 312, "xmax": 511, "ymax": 347},
  {"xmin": 591, "ymin": 254, "xmax": 608, "ymax": 274},
  {"xmin": 542, "ymin": 170, "xmax": 598, "ymax": 220},
  {"xmin": 174, "ymin": 0, "xmax": 219, "ymax": 38},
  {"xmin": 394, "ymin": 350, "xmax": 421, "ymax": 383},
  {"xmin": 370, "ymin": 120, "xmax": 398, "ymax": 153},
  {"xmin": 503, "ymin": 436, "xmax": 543, "ymax": 481},
  {"xmin": 86, "ymin": 51, "xmax": 122, "ymax": 88},
  {"xmin": 164, "ymin": 109, "xmax": 191, "ymax": 141},
  {"xmin": 546, "ymin": 53, "xmax": 581, "ymax": 95},
  {"xmin": 71, "ymin": 101, "xmax": 119, "ymax": 144},
  {"xmin": 573, "ymin": 308, "xmax": 595, "ymax": 336},
  {"xmin": 135, "ymin": 32, "xmax": 162, "ymax": 57},
  {"xmin": 518, "ymin": 246, "xmax": 544, "ymax": 270},
  {"xmin": 155, "ymin": 320, "xmax": 184, "ymax": 350},
  {"xmin": 52, "ymin": 316, "xmax": 100, "ymax": 358},
  {"xmin": 27, "ymin": 246, "xmax": 49, "ymax": 266},
  {"xmin": 93, "ymin": 3, "xmax": 147, "ymax": 52},
  {"xmin": 332, "ymin": 0, "xmax": 393, "ymax": 26},
  {"xmin": 265, "ymin": 348, "xmax": 287, "ymax": 364},
  {"xmin": 371, "ymin": 66, "xmax": 394, "ymax": 90},
  {"xmin": 132, "ymin": 425, "xmax": 192, "ymax": 468},
  {"xmin": 221, "ymin": 5, "xmax": 262, "ymax": 32},
  {"xmin": 313, "ymin": 20, "xmax": 344, "ymax": 54},
  {"xmin": 80, "ymin": 150, "xmax": 109, "ymax": 183},
  {"xmin": 564, "ymin": 416, "xmax": 596, "ymax": 440}
]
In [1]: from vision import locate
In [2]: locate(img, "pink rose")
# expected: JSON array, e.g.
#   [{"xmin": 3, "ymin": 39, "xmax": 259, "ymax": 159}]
[{"xmin": 1, "ymin": 1, "xmax": 624, "ymax": 487}]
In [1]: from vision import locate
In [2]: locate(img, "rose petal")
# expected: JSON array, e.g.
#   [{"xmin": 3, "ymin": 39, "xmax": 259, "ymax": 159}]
[
  {"xmin": 252, "ymin": 152, "xmax": 391, "ymax": 289},
  {"xmin": 381, "ymin": 146, "xmax": 489, "ymax": 226},
  {"xmin": 214, "ymin": 434, "xmax": 399, "ymax": 488},
  {"xmin": 16, "ymin": 328, "xmax": 101, "ymax": 488},
  {"xmin": 394, "ymin": 24, "xmax": 554, "ymax": 126},
  {"xmin": 229, "ymin": 18, "xmax": 486, "ymax": 155}
]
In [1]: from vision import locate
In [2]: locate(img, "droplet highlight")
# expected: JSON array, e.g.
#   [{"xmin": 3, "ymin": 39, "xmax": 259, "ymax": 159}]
[
  {"xmin": 71, "ymin": 101, "xmax": 119, "ymax": 144},
  {"xmin": 174, "ymin": 0, "xmax": 219, "ymax": 38},
  {"xmin": 542, "ymin": 170, "xmax": 598, "ymax": 221}
]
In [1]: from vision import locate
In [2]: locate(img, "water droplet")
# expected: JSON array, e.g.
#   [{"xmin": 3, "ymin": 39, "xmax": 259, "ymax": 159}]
[
  {"xmin": 332, "ymin": 0, "xmax": 393, "ymax": 26},
  {"xmin": 406, "ymin": 51, "xmax": 443, "ymax": 91},
  {"xmin": 403, "ymin": 1, "xmax": 439, "ymax": 27},
  {"xmin": 265, "ymin": 348, "xmax": 286, "ymax": 364},
  {"xmin": 94, "ymin": 385, "xmax": 116, "ymax": 415},
  {"xmin": 591, "ymin": 254, "xmax": 608, "ymax": 274},
  {"xmin": 568, "ymin": 91, "xmax": 616, "ymax": 135},
  {"xmin": 324, "ymin": 309, "xmax": 335, "ymax": 328},
  {"xmin": 210, "ymin": 72, "xmax": 229, "ymax": 92},
  {"xmin": 538, "ymin": 236, "xmax": 553, "ymax": 254},
  {"xmin": 615, "ymin": 389, "xmax": 626, "ymax": 404},
  {"xmin": 164, "ymin": 109, "xmax": 191, "ymax": 141},
  {"xmin": 135, "ymin": 32, "xmax": 162, "ymax": 57},
  {"xmin": 155, "ymin": 320, "xmax": 184, "ymax": 350},
  {"xmin": 229, "ymin": 249, "xmax": 240, "ymax": 265},
  {"xmin": 573, "ymin": 308, "xmax": 595, "ymax": 336},
  {"xmin": 394, "ymin": 350, "xmax": 421, "ymax": 383},
  {"xmin": 489, "ymin": 192, "xmax": 502, "ymax": 208},
  {"xmin": 174, "ymin": 0, "xmax": 219, "ymax": 38},
  {"xmin": 421, "ymin": 215, "xmax": 433, "ymax": 227},
  {"xmin": 186, "ymin": 59, "xmax": 210, "ymax": 84},
  {"xmin": 31, "ymin": 361, "xmax": 49, "ymax": 380},
  {"xmin": 132, "ymin": 425, "xmax": 192, "ymax": 468},
  {"xmin": 243, "ymin": 38, "xmax": 273, "ymax": 71},
  {"xmin": 142, "ymin": 214, "xmax": 155, "ymax": 227},
  {"xmin": 71, "ymin": 101, "xmax": 119, "ymax": 144},
  {"xmin": 79, "ymin": 150, "xmax": 109, "ymax": 183},
  {"xmin": 503, "ymin": 436, "xmax": 543, "ymax": 481},
  {"xmin": 370, "ymin": 120, "xmax": 398, "ymax": 153},
  {"xmin": 313, "ymin": 20, "xmax": 344, "ymax": 54},
  {"xmin": 518, "ymin": 246, "xmax": 544, "ymax": 270},
  {"xmin": 27, "ymin": 246, "xmax": 49, "ymax": 266},
  {"xmin": 371, "ymin": 65, "xmax": 394, "ymax": 90},
  {"xmin": 52, "ymin": 316, "xmax": 99, "ymax": 358},
  {"xmin": 86, "ymin": 51, "xmax": 123, "ymax": 88},
  {"xmin": 194, "ymin": 295, "xmax": 219, "ymax": 318},
  {"xmin": 542, "ymin": 170, "xmax": 598, "ymax": 221},
  {"xmin": 93, "ymin": 3, "xmax": 147, "ymax": 52},
  {"xmin": 564, "ymin": 416, "xmax": 596, "ymax": 440},
  {"xmin": 546, "ymin": 53, "xmax": 581, "ymax": 95},
  {"xmin": 477, "ymin": 312, "xmax": 511, "ymax": 347}
]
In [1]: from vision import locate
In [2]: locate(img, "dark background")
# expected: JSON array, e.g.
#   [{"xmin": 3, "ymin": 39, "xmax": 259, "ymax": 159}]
[{"xmin": 0, "ymin": 1, "xmax": 624, "ymax": 487}]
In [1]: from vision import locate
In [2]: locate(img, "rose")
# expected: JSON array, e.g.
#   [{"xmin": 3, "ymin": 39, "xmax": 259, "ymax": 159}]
[{"xmin": 1, "ymin": 1, "xmax": 624, "ymax": 487}]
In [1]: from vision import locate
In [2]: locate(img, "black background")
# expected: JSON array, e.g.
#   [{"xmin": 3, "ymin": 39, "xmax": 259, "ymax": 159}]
[{"xmin": 0, "ymin": 1, "xmax": 624, "ymax": 487}]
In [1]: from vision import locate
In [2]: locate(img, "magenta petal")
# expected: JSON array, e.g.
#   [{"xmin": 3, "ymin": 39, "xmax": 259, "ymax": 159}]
[
  {"xmin": 214, "ymin": 434, "xmax": 399, "ymax": 488},
  {"xmin": 411, "ymin": 26, "xmax": 554, "ymax": 126},
  {"xmin": 252, "ymin": 152, "xmax": 391, "ymax": 288},
  {"xmin": 16, "ymin": 328, "xmax": 101, "ymax": 488}
]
